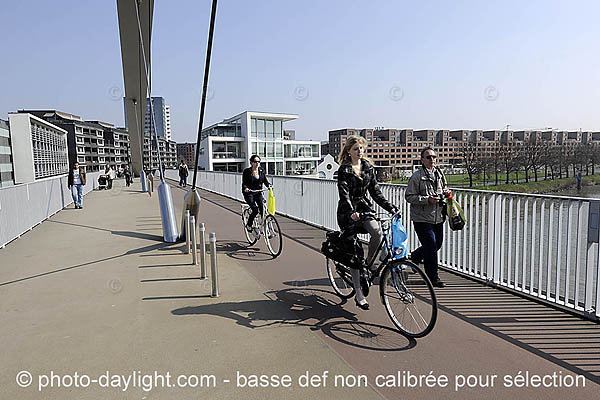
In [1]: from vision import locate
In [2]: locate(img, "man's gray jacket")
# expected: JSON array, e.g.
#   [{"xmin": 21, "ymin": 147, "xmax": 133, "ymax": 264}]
[{"xmin": 405, "ymin": 166, "xmax": 448, "ymax": 224}]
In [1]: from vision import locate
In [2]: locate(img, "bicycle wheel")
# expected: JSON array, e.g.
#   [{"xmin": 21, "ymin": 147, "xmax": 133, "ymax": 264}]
[
  {"xmin": 326, "ymin": 258, "xmax": 355, "ymax": 299},
  {"xmin": 263, "ymin": 214, "xmax": 282, "ymax": 257},
  {"xmin": 241, "ymin": 207, "xmax": 258, "ymax": 245},
  {"xmin": 380, "ymin": 260, "xmax": 437, "ymax": 338}
]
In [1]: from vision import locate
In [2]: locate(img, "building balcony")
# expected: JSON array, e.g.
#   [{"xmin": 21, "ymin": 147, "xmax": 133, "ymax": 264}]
[{"xmin": 213, "ymin": 151, "xmax": 245, "ymax": 159}]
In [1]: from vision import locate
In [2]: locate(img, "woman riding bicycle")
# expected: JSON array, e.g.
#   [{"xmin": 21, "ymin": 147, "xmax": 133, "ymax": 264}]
[
  {"xmin": 336, "ymin": 135, "xmax": 398, "ymax": 310},
  {"xmin": 242, "ymin": 154, "xmax": 271, "ymax": 233}
]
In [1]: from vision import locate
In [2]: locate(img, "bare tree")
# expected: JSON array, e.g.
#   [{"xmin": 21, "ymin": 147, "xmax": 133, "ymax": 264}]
[
  {"xmin": 499, "ymin": 143, "xmax": 517, "ymax": 183},
  {"xmin": 459, "ymin": 142, "xmax": 478, "ymax": 187}
]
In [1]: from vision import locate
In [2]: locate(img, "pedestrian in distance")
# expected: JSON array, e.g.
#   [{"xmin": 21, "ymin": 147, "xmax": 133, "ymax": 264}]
[
  {"xmin": 67, "ymin": 162, "xmax": 86, "ymax": 209},
  {"xmin": 124, "ymin": 165, "xmax": 132, "ymax": 187},
  {"xmin": 178, "ymin": 160, "xmax": 189, "ymax": 187},
  {"xmin": 336, "ymin": 135, "xmax": 398, "ymax": 310},
  {"xmin": 145, "ymin": 167, "xmax": 154, "ymax": 196},
  {"xmin": 405, "ymin": 146, "xmax": 451, "ymax": 288},
  {"xmin": 105, "ymin": 164, "xmax": 115, "ymax": 189}
]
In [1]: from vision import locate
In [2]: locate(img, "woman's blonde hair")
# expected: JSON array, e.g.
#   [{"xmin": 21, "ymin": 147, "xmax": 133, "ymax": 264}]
[{"xmin": 338, "ymin": 135, "xmax": 368, "ymax": 164}]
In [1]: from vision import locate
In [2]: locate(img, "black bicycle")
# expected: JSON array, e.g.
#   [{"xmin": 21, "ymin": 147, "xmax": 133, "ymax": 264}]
[
  {"xmin": 325, "ymin": 211, "xmax": 438, "ymax": 338},
  {"xmin": 241, "ymin": 188, "xmax": 283, "ymax": 257}
]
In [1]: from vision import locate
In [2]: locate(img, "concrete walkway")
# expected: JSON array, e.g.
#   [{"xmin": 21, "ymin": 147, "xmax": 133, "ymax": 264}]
[{"xmin": 1, "ymin": 177, "xmax": 598, "ymax": 399}]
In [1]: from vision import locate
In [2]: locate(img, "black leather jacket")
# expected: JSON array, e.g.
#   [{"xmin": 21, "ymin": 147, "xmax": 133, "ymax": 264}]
[
  {"xmin": 241, "ymin": 167, "xmax": 270, "ymax": 193},
  {"xmin": 336, "ymin": 159, "xmax": 395, "ymax": 229}
]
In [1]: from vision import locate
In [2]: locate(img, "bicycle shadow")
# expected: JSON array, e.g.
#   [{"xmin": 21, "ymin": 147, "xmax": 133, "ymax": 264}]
[
  {"xmin": 171, "ymin": 287, "xmax": 415, "ymax": 351},
  {"xmin": 215, "ymin": 240, "xmax": 274, "ymax": 261}
]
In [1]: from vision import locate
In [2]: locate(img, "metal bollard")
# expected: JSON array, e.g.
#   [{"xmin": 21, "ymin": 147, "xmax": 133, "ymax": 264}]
[
  {"xmin": 199, "ymin": 222, "xmax": 207, "ymax": 279},
  {"xmin": 190, "ymin": 216, "xmax": 198, "ymax": 265},
  {"xmin": 209, "ymin": 232, "xmax": 219, "ymax": 297},
  {"xmin": 185, "ymin": 210, "xmax": 190, "ymax": 254}
]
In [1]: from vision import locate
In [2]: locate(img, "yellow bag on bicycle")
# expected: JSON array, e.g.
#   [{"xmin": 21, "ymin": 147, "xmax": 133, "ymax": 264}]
[{"xmin": 267, "ymin": 188, "xmax": 276, "ymax": 216}]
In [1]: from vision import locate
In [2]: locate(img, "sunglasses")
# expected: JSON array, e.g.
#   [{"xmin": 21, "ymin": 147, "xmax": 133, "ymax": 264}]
[
  {"xmin": 251, "ymin": 160, "xmax": 261, "ymax": 163},
  {"xmin": 425, "ymin": 155, "xmax": 437, "ymax": 160}
]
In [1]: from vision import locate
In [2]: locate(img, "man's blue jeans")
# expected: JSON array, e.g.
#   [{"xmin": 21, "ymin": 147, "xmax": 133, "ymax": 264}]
[
  {"xmin": 411, "ymin": 221, "xmax": 444, "ymax": 282},
  {"xmin": 71, "ymin": 184, "xmax": 84, "ymax": 207}
]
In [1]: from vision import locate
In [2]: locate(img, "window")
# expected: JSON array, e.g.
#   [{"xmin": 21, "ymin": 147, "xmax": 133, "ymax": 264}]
[
  {"xmin": 267, "ymin": 142, "xmax": 274, "ymax": 157},
  {"xmin": 274, "ymin": 120, "xmax": 282, "ymax": 139},
  {"xmin": 266, "ymin": 120, "xmax": 274, "ymax": 139},
  {"xmin": 251, "ymin": 118, "xmax": 257, "ymax": 137},
  {"xmin": 275, "ymin": 143, "xmax": 283, "ymax": 157},
  {"xmin": 257, "ymin": 119, "xmax": 265, "ymax": 139}
]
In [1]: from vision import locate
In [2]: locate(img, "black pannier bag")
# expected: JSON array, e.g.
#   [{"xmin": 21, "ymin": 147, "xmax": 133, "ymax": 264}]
[{"xmin": 321, "ymin": 231, "xmax": 364, "ymax": 269}]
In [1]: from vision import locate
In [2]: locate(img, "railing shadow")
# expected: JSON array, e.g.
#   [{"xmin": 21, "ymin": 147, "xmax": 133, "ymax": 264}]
[{"xmin": 436, "ymin": 272, "xmax": 600, "ymax": 385}]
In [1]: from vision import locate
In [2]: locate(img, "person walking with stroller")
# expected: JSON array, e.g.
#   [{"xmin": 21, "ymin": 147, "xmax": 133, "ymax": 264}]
[
  {"xmin": 178, "ymin": 160, "xmax": 189, "ymax": 187},
  {"xmin": 405, "ymin": 147, "xmax": 451, "ymax": 288},
  {"xmin": 68, "ymin": 162, "xmax": 86, "ymax": 209},
  {"xmin": 336, "ymin": 135, "xmax": 398, "ymax": 310}
]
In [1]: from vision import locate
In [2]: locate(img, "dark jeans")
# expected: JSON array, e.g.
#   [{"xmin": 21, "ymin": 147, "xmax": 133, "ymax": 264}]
[
  {"xmin": 411, "ymin": 221, "xmax": 444, "ymax": 282},
  {"xmin": 244, "ymin": 192, "xmax": 264, "ymax": 227}
]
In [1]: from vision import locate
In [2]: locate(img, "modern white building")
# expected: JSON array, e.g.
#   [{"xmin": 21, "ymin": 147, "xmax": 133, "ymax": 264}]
[
  {"xmin": 198, "ymin": 111, "xmax": 321, "ymax": 176},
  {"xmin": 8, "ymin": 113, "xmax": 69, "ymax": 184}
]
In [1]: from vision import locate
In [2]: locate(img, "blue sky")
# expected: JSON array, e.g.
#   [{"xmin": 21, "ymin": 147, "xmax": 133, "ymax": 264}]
[{"xmin": 1, "ymin": 0, "xmax": 599, "ymax": 142}]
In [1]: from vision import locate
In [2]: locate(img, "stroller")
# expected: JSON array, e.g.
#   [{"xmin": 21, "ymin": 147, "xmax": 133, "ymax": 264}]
[{"xmin": 98, "ymin": 174, "xmax": 109, "ymax": 190}]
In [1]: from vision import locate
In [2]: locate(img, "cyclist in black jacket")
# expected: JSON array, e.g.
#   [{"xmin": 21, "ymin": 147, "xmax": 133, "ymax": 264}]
[
  {"xmin": 336, "ymin": 135, "xmax": 398, "ymax": 310},
  {"xmin": 242, "ymin": 155, "xmax": 271, "ymax": 232}
]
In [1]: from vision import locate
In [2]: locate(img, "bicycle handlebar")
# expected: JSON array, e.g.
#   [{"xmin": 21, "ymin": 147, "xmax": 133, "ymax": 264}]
[{"xmin": 245, "ymin": 187, "xmax": 272, "ymax": 193}]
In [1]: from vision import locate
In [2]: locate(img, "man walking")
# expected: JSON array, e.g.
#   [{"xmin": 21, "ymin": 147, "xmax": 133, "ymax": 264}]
[
  {"xmin": 68, "ymin": 162, "xmax": 86, "ymax": 209},
  {"xmin": 405, "ymin": 147, "xmax": 450, "ymax": 288},
  {"xmin": 178, "ymin": 160, "xmax": 189, "ymax": 187}
]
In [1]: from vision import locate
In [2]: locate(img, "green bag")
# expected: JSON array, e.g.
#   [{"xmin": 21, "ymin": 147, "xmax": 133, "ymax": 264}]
[{"xmin": 446, "ymin": 194, "xmax": 466, "ymax": 231}]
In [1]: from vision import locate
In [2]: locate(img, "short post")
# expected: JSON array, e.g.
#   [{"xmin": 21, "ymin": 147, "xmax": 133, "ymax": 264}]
[
  {"xmin": 185, "ymin": 210, "xmax": 190, "ymax": 254},
  {"xmin": 199, "ymin": 222, "xmax": 207, "ymax": 279},
  {"xmin": 190, "ymin": 216, "xmax": 198, "ymax": 265},
  {"xmin": 209, "ymin": 232, "xmax": 219, "ymax": 297}
]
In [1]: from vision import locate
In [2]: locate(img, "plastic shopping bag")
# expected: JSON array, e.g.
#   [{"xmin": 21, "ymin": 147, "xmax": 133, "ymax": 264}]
[
  {"xmin": 267, "ymin": 188, "xmax": 276, "ymax": 216},
  {"xmin": 391, "ymin": 215, "xmax": 408, "ymax": 259},
  {"xmin": 446, "ymin": 193, "xmax": 466, "ymax": 231}
]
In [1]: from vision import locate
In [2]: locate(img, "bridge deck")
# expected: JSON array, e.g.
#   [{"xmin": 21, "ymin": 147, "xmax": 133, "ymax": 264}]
[{"xmin": 1, "ymin": 178, "xmax": 598, "ymax": 399}]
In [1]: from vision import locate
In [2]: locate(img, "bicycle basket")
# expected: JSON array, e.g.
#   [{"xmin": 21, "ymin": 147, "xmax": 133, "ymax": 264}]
[{"xmin": 390, "ymin": 215, "xmax": 408, "ymax": 259}]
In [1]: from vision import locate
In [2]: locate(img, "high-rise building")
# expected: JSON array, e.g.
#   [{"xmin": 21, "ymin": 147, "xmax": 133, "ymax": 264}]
[
  {"xmin": 8, "ymin": 113, "xmax": 69, "ymax": 184},
  {"xmin": 123, "ymin": 96, "xmax": 172, "ymax": 141},
  {"xmin": 0, "ymin": 119, "xmax": 15, "ymax": 188}
]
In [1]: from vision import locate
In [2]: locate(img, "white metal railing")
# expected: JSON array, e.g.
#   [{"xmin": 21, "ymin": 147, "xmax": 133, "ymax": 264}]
[
  {"xmin": 0, "ymin": 172, "xmax": 102, "ymax": 248},
  {"xmin": 165, "ymin": 170, "xmax": 600, "ymax": 320}
]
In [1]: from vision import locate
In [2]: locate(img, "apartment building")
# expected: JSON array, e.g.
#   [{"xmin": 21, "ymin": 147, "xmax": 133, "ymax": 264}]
[
  {"xmin": 8, "ymin": 113, "xmax": 69, "ymax": 184},
  {"xmin": 176, "ymin": 143, "xmax": 196, "ymax": 167},
  {"xmin": 20, "ymin": 110, "xmax": 133, "ymax": 173},
  {"xmin": 328, "ymin": 127, "xmax": 600, "ymax": 168},
  {"xmin": 142, "ymin": 134, "xmax": 177, "ymax": 171}
]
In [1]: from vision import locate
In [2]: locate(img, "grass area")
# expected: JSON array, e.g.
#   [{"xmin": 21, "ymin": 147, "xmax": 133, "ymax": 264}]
[
  {"xmin": 392, "ymin": 173, "xmax": 600, "ymax": 194},
  {"xmin": 471, "ymin": 174, "xmax": 600, "ymax": 194}
]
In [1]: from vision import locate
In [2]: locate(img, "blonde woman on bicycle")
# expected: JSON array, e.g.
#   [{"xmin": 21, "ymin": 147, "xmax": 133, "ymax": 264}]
[
  {"xmin": 336, "ymin": 135, "xmax": 398, "ymax": 310},
  {"xmin": 242, "ymin": 155, "xmax": 271, "ymax": 233}
]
